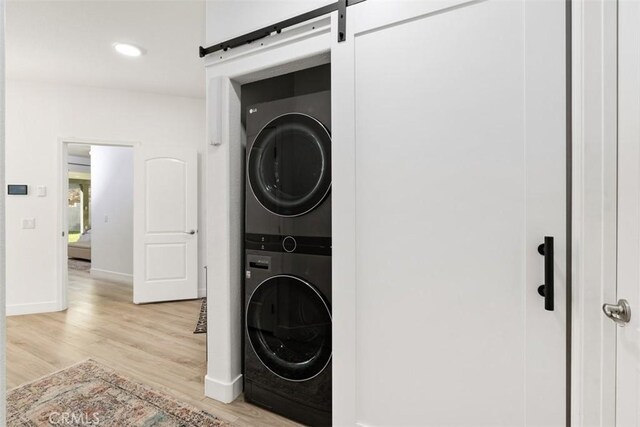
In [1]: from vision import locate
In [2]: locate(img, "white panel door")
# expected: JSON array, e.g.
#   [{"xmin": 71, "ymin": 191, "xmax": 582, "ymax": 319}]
[
  {"xmin": 332, "ymin": 0, "xmax": 567, "ymax": 425},
  {"xmin": 614, "ymin": 1, "xmax": 640, "ymax": 425},
  {"xmin": 133, "ymin": 147, "xmax": 198, "ymax": 303}
]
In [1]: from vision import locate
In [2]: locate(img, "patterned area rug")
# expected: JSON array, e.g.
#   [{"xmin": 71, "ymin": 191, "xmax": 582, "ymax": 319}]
[
  {"xmin": 7, "ymin": 359, "xmax": 231, "ymax": 426},
  {"xmin": 194, "ymin": 298, "xmax": 207, "ymax": 334},
  {"xmin": 68, "ymin": 258, "xmax": 91, "ymax": 272}
]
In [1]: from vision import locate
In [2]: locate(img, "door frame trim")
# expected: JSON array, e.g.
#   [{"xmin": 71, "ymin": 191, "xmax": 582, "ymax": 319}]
[
  {"xmin": 56, "ymin": 137, "xmax": 139, "ymax": 311},
  {"xmin": 569, "ymin": 0, "xmax": 618, "ymax": 425},
  {"xmin": 203, "ymin": 15, "xmax": 332, "ymax": 404},
  {"xmin": 607, "ymin": 0, "xmax": 640, "ymax": 423}
]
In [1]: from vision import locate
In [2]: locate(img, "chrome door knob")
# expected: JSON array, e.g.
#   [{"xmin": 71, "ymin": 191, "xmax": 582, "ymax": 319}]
[{"xmin": 603, "ymin": 299, "xmax": 631, "ymax": 326}]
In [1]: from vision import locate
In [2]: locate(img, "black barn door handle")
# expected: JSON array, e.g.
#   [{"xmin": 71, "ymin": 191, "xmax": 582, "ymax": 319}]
[{"xmin": 537, "ymin": 236, "xmax": 554, "ymax": 311}]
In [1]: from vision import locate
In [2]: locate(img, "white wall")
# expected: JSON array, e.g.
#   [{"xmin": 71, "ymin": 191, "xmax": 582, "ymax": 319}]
[
  {"xmin": 205, "ymin": 0, "xmax": 333, "ymax": 44},
  {"xmin": 5, "ymin": 79, "xmax": 206, "ymax": 315},
  {"xmin": 90, "ymin": 145, "xmax": 134, "ymax": 282}
]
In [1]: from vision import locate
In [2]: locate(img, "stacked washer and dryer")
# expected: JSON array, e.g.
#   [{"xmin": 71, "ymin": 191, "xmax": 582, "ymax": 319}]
[{"xmin": 244, "ymin": 91, "xmax": 333, "ymax": 426}]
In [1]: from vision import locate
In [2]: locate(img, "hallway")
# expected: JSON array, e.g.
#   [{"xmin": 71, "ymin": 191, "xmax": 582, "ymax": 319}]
[{"xmin": 6, "ymin": 269, "xmax": 297, "ymax": 426}]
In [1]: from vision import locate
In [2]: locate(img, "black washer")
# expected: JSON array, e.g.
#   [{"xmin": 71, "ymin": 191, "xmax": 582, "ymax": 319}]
[
  {"xmin": 246, "ymin": 275, "xmax": 332, "ymax": 382},
  {"xmin": 248, "ymin": 113, "xmax": 331, "ymax": 217}
]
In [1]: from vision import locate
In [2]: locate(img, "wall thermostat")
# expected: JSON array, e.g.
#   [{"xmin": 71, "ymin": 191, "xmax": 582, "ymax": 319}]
[{"xmin": 7, "ymin": 185, "xmax": 28, "ymax": 195}]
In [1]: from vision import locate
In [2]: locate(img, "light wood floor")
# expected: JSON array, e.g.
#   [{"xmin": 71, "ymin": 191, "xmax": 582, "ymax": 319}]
[{"xmin": 6, "ymin": 267, "xmax": 299, "ymax": 426}]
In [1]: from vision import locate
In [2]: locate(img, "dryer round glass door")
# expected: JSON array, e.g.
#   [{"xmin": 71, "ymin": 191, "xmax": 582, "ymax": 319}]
[
  {"xmin": 248, "ymin": 113, "xmax": 331, "ymax": 217},
  {"xmin": 246, "ymin": 275, "xmax": 332, "ymax": 382}
]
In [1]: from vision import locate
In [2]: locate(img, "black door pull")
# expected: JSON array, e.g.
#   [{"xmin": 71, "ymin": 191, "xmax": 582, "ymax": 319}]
[{"xmin": 537, "ymin": 236, "xmax": 554, "ymax": 311}]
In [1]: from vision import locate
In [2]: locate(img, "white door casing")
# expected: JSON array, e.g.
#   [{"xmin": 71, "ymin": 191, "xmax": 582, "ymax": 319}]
[
  {"xmin": 133, "ymin": 147, "xmax": 198, "ymax": 303},
  {"xmin": 569, "ymin": 0, "xmax": 618, "ymax": 425},
  {"xmin": 615, "ymin": 1, "xmax": 640, "ymax": 424},
  {"xmin": 202, "ymin": 18, "xmax": 332, "ymax": 403},
  {"xmin": 332, "ymin": 1, "xmax": 567, "ymax": 425},
  {"xmin": 58, "ymin": 138, "xmax": 138, "ymax": 312}
]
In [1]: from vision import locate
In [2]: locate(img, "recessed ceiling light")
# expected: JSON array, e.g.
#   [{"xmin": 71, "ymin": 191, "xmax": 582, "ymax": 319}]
[{"xmin": 113, "ymin": 43, "xmax": 144, "ymax": 57}]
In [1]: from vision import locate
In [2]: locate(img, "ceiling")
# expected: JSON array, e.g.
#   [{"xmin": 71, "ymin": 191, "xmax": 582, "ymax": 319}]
[{"xmin": 7, "ymin": 0, "xmax": 206, "ymax": 98}]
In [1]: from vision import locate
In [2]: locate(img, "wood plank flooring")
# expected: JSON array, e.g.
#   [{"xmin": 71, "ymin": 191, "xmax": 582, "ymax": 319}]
[{"xmin": 6, "ymin": 267, "xmax": 299, "ymax": 426}]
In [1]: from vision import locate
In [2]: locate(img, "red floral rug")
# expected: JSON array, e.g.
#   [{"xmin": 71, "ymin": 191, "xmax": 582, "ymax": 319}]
[{"xmin": 7, "ymin": 359, "xmax": 231, "ymax": 426}]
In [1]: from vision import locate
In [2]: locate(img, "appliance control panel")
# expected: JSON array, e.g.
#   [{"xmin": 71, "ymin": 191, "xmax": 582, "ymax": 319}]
[{"xmin": 245, "ymin": 233, "xmax": 331, "ymax": 256}]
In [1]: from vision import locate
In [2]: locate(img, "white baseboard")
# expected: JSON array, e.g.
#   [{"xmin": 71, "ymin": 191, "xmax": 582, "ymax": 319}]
[
  {"xmin": 6, "ymin": 300, "xmax": 61, "ymax": 316},
  {"xmin": 90, "ymin": 268, "xmax": 133, "ymax": 285},
  {"xmin": 204, "ymin": 374, "xmax": 243, "ymax": 403}
]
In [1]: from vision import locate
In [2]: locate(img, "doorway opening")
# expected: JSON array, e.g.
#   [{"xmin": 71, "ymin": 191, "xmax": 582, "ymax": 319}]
[{"xmin": 59, "ymin": 139, "xmax": 135, "ymax": 310}]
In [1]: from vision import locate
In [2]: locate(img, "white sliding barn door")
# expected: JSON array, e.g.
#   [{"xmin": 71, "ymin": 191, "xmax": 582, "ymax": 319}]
[
  {"xmin": 332, "ymin": 1, "xmax": 568, "ymax": 425},
  {"xmin": 133, "ymin": 147, "xmax": 198, "ymax": 304}
]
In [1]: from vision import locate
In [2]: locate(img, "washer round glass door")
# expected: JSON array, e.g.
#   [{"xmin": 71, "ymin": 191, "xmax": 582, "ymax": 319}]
[
  {"xmin": 246, "ymin": 275, "xmax": 332, "ymax": 382},
  {"xmin": 248, "ymin": 113, "xmax": 331, "ymax": 217}
]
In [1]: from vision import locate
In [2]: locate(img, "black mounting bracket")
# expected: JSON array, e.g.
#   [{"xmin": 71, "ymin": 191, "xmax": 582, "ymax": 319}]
[
  {"xmin": 199, "ymin": 0, "xmax": 364, "ymax": 58},
  {"xmin": 338, "ymin": 0, "xmax": 347, "ymax": 42}
]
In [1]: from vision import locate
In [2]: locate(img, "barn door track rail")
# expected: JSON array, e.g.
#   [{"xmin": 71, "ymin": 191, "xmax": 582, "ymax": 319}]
[{"xmin": 199, "ymin": 0, "xmax": 365, "ymax": 58}]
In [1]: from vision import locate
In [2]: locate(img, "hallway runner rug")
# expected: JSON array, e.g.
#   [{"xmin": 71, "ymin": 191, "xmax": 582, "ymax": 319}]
[{"xmin": 7, "ymin": 359, "xmax": 231, "ymax": 426}]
